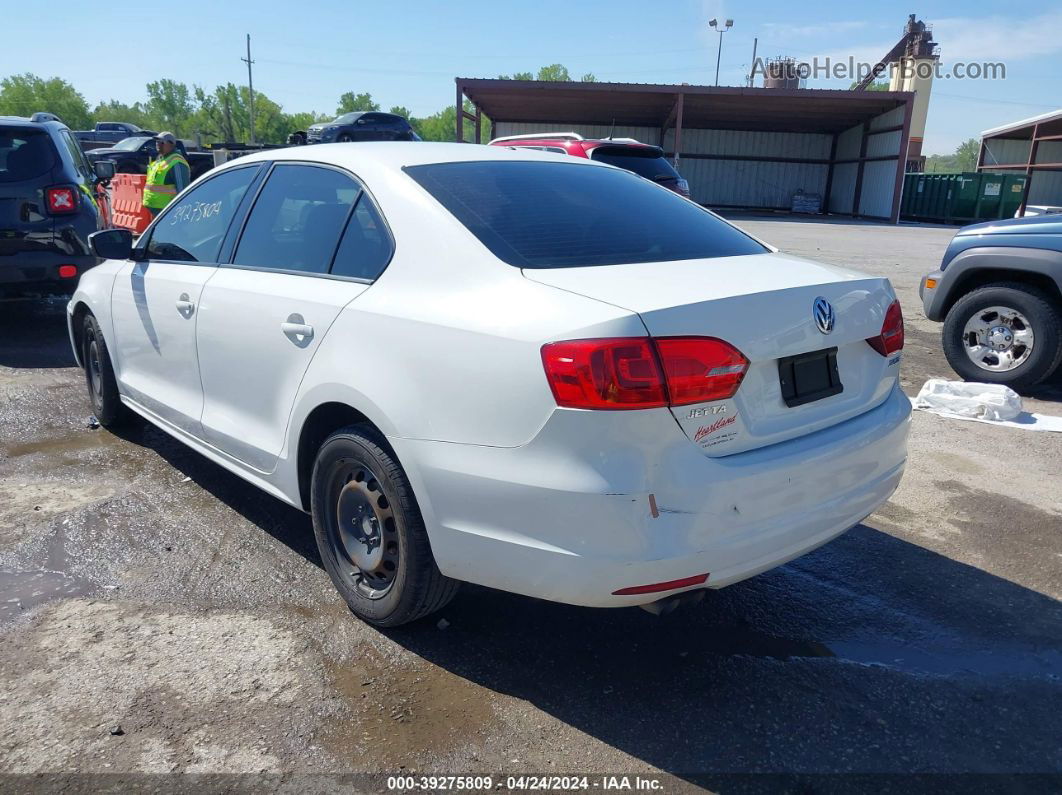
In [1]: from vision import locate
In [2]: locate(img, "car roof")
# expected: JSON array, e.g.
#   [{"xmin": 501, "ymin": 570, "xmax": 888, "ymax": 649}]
[
  {"xmin": 0, "ymin": 115, "xmax": 69, "ymax": 131},
  {"xmin": 216, "ymin": 141, "xmax": 613, "ymax": 174}
]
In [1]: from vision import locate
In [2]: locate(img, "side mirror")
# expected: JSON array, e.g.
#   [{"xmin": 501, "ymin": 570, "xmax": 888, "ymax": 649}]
[
  {"xmin": 94, "ymin": 160, "xmax": 116, "ymax": 182},
  {"xmin": 89, "ymin": 228, "xmax": 133, "ymax": 260}
]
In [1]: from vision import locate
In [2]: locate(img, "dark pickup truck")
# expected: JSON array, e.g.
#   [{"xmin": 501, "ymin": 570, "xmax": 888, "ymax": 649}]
[
  {"xmin": 73, "ymin": 122, "xmax": 157, "ymax": 147},
  {"xmin": 83, "ymin": 136, "xmax": 214, "ymax": 181}
]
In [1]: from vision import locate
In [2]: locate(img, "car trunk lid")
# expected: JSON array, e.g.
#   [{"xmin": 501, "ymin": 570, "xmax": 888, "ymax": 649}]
[{"xmin": 525, "ymin": 252, "xmax": 901, "ymax": 456}]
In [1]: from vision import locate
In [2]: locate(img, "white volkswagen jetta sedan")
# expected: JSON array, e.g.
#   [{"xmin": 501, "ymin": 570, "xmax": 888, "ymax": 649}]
[{"xmin": 69, "ymin": 143, "xmax": 910, "ymax": 626}]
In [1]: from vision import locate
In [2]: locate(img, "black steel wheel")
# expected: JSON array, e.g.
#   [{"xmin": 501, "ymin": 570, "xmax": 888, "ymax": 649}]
[
  {"xmin": 82, "ymin": 313, "xmax": 131, "ymax": 428},
  {"xmin": 310, "ymin": 423, "xmax": 459, "ymax": 626}
]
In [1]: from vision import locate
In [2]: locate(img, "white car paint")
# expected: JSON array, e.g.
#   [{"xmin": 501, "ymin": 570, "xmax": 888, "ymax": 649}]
[{"xmin": 69, "ymin": 142, "xmax": 910, "ymax": 609}]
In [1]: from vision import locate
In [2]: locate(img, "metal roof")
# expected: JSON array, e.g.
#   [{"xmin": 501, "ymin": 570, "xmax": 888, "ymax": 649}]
[
  {"xmin": 982, "ymin": 109, "xmax": 1062, "ymax": 139},
  {"xmin": 457, "ymin": 78, "xmax": 913, "ymax": 134}
]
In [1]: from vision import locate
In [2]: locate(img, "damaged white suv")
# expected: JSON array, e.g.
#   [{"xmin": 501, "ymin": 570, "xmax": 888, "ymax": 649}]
[{"xmin": 69, "ymin": 143, "xmax": 910, "ymax": 625}]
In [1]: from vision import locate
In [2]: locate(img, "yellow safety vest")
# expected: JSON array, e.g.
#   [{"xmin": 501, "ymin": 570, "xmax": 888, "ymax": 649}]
[{"xmin": 143, "ymin": 152, "xmax": 189, "ymax": 209}]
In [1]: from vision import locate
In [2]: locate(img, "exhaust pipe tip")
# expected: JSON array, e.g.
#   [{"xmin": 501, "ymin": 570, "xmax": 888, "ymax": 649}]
[{"xmin": 639, "ymin": 589, "xmax": 706, "ymax": 616}]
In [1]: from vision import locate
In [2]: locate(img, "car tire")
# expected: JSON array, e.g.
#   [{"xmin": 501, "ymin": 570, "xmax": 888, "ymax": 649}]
[
  {"xmin": 310, "ymin": 423, "xmax": 459, "ymax": 626},
  {"xmin": 82, "ymin": 313, "xmax": 132, "ymax": 427},
  {"xmin": 942, "ymin": 282, "xmax": 1062, "ymax": 391},
  {"xmin": 337, "ymin": 133, "xmax": 353, "ymax": 143}
]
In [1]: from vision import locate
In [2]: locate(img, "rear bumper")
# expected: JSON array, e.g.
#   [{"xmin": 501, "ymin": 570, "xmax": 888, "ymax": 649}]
[
  {"xmin": 0, "ymin": 253, "xmax": 96, "ymax": 294},
  {"xmin": 391, "ymin": 384, "xmax": 912, "ymax": 608}
]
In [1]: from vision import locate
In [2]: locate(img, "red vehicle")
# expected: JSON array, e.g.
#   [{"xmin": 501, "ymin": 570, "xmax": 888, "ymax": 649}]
[{"xmin": 488, "ymin": 132, "xmax": 691, "ymax": 198}]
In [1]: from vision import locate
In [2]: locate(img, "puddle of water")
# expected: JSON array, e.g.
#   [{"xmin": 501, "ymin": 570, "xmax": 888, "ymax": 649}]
[
  {"xmin": 4, "ymin": 430, "xmax": 121, "ymax": 458},
  {"xmin": 0, "ymin": 522, "xmax": 98, "ymax": 624}
]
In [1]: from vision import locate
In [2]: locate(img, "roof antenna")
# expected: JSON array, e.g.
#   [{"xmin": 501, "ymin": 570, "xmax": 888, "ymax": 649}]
[{"xmin": 608, "ymin": 118, "xmax": 615, "ymax": 140}]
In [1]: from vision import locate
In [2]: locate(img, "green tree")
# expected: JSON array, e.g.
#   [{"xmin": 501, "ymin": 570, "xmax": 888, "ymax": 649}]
[
  {"xmin": 418, "ymin": 101, "xmax": 490, "ymax": 143},
  {"xmin": 0, "ymin": 73, "xmax": 91, "ymax": 129},
  {"xmin": 337, "ymin": 92, "xmax": 379, "ymax": 114},
  {"xmin": 285, "ymin": 110, "xmax": 330, "ymax": 133},
  {"xmin": 580, "ymin": 73, "xmax": 598, "ymax": 82},
  {"xmin": 498, "ymin": 71, "xmax": 535, "ymax": 80},
  {"xmin": 191, "ymin": 83, "xmax": 289, "ymax": 144},
  {"xmin": 535, "ymin": 64, "xmax": 571, "ymax": 81},
  {"xmin": 849, "ymin": 80, "xmax": 890, "ymax": 91},
  {"xmin": 144, "ymin": 79, "xmax": 194, "ymax": 135},
  {"xmin": 954, "ymin": 138, "xmax": 980, "ymax": 172},
  {"xmin": 92, "ymin": 99, "xmax": 150, "ymax": 129}
]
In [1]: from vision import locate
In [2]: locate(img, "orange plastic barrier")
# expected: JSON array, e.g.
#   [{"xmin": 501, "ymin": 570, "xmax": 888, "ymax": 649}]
[{"xmin": 108, "ymin": 173, "xmax": 153, "ymax": 234}]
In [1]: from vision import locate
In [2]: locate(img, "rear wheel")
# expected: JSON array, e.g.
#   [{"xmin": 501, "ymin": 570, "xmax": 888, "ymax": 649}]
[
  {"xmin": 336, "ymin": 132, "xmax": 353, "ymax": 143},
  {"xmin": 942, "ymin": 282, "xmax": 1062, "ymax": 390},
  {"xmin": 82, "ymin": 313, "xmax": 131, "ymax": 427},
  {"xmin": 310, "ymin": 424, "xmax": 459, "ymax": 626}
]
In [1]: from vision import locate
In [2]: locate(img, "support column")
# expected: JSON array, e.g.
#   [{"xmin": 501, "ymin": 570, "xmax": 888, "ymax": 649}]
[
  {"xmin": 889, "ymin": 96, "xmax": 914, "ymax": 224},
  {"xmin": 455, "ymin": 82, "xmax": 464, "ymax": 143},
  {"xmin": 1017, "ymin": 123, "xmax": 1040, "ymax": 218}
]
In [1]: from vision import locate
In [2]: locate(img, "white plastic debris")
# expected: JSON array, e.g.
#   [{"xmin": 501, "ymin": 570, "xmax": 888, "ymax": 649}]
[
  {"xmin": 914, "ymin": 379, "xmax": 1022, "ymax": 421},
  {"xmin": 912, "ymin": 379, "xmax": 1062, "ymax": 432}
]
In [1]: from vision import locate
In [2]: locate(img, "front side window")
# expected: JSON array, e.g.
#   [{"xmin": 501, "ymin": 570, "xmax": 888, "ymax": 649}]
[
  {"xmin": 406, "ymin": 160, "xmax": 767, "ymax": 269},
  {"xmin": 233, "ymin": 164, "xmax": 359, "ymax": 274},
  {"xmin": 145, "ymin": 166, "xmax": 258, "ymax": 263},
  {"xmin": 60, "ymin": 131, "xmax": 93, "ymax": 180}
]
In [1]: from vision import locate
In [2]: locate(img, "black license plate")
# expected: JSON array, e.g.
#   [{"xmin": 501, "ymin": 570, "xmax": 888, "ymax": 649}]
[{"xmin": 778, "ymin": 347, "xmax": 843, "ymax": 408}]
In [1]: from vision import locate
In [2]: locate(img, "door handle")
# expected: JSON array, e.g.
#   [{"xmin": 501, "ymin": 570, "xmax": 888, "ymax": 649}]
[
  {"xmin": 175, "ymin": 294, "xmax": 195, "ymax": 317},
  {"xmin": 281, "ymin": 314, "xmax": 314, "ymax": 347},
  {"xmin": 281, "ymin": 322, "xmax": 314, "ymax": 337}
]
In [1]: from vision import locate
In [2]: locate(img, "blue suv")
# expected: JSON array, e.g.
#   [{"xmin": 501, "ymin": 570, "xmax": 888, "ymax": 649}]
[
  {"xmin": 0, "ymin": 113, "xmax": 114, "ymax": 296},
  {"xmin": 921, "ymin": 215, "xmax": 1062, "ymax": 390}
]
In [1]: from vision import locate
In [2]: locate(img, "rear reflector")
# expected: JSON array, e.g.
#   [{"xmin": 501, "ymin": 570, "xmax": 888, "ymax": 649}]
[
  {"xmin": 866, "ymin": 299, "xmax": 904, "ymax": 356},
  {"xmin": 541, "ymin": 336, "xmax": 749, "ymax": 410},
  {"xmin": 612, "ymin": 573, "xmax": 709, "ymax": 596},
  {"xmin": 46, "ymin": 186, "xmax": 78, "ymax": 215},
  {"xmin": 58, "ymin": 265, "xmax": 77, "ymax": 279}
]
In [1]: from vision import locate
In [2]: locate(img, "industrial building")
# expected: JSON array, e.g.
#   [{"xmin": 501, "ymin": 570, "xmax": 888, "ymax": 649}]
[
  {"xmin": 978, "ymin": 109, "xmax": 1062, "ymax": 216},
  {"xmin": 456, "ymin": 79, "xmax": 914, "ymax": 223}
]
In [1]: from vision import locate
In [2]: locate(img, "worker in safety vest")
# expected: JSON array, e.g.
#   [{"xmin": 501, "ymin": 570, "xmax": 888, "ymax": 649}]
[{"xmin": 142, "ymin": 132, "xmax": 190, "ymax": 216}]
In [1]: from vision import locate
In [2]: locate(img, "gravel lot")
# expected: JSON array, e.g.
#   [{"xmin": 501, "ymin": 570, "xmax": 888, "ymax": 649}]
[{"xmin": 1, "ymin": 215, "xmax": 1060, "ymax": 791}]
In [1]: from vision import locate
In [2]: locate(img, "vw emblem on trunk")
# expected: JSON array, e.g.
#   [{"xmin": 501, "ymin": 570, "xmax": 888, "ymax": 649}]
[{"xmin": 813, "ymin": 297, "xmax": 835, "ymax": 334}]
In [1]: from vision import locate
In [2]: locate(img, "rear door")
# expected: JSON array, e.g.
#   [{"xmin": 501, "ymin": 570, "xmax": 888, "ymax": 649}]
[
  {"xmin": 196, "ymin": 162, "xmax": 392, "ymax": 472},
  {"xmin": 109, "ymin": 164, "xmax": 261, "ymax": 435}
]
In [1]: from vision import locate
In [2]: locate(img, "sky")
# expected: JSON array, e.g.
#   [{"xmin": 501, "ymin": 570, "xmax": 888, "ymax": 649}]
[{"xmin": 3, "ymin": 0, "xmax": 1060, "ymax": 154}]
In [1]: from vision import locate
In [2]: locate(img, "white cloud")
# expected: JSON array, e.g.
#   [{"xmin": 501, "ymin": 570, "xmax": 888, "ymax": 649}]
[
  {"xmin": 762, "ymin": 20, "xmax": 868, "ymax": 38},
  {"xmin": 934, "ymin": 10, "xmax": 1062, "ymax": 63}
]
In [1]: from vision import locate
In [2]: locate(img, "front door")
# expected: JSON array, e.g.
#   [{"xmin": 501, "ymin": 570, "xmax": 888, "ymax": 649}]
[{"xmin": 108, "ymin": 164, "xmax": 261, "ymax": 435}]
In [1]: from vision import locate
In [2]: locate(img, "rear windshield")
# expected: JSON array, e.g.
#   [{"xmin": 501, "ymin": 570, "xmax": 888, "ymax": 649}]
[
  {"xmin": 0, "ymin": 128, "xmax": 57, "ymax": 183},
  {"xmin": 590, "ymin": 146, "xmax": 681, "ymax": 182},
  {"xmin": 405, "ymin": 160, "xmax": 766, "ymax": 268}
]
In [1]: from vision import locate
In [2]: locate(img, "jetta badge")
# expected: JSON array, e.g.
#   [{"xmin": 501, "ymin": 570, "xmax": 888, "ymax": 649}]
[{"xmin": 813, "ymin": 296, "xmax": 835, "ymax": 334}]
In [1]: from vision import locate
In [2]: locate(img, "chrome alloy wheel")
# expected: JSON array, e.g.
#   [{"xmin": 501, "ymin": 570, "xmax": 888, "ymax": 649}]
[
  {"xmin": 961, "ymin": 305, "xmax": 1035, "ymax": 373},
  {"xmin": 330, "ymin": 464, "xmax": 399, "ymax": 599}
]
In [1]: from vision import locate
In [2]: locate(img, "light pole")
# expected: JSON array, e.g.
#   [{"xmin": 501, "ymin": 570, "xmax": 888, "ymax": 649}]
[{"xmin": 709, "ymin": 18, "xmax": 733, "ymax": 86}]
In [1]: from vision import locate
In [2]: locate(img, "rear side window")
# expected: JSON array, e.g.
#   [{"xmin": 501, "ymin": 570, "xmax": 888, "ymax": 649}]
[
  {"xmin": 0, "ymin": 128, "xmax": 57, "ymax": 183},
  {"xmin": 406, "ymin": 161, "xmax": 766, "ymax": 268},
  {"xmin": 234, "ymin": 164, "xmax": 358, "ymax": 274},
  {"xmin": 590, "ymin": 146, "xmax": 680, "ymax": 182},
  {"xmin": 146, "ymin": 165, "xmax": 258, "ymax": 263},
  {"xmin": 330, "ymin": 195, "xmax": 393, "ymax": 281}
]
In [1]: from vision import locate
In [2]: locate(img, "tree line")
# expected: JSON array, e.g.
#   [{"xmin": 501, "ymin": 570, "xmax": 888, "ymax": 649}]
[{"xmin": 0, "ymin": 65, "xmax": 596, "ymax": 145}]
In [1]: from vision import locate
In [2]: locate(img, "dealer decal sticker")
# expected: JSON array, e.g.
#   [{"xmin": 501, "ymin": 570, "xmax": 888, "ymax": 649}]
[{"xmin": 693, "ymin": 415, "xmax": 737, "ymax": 446}]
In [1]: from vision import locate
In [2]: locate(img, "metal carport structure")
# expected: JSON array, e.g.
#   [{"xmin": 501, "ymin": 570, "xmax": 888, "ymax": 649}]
[
  {"xmin": 978, "ymin": 109, "xmax": 1062, "ymax": 216},
  {"xmin": 456, "ymin": 78, "xmax": 914, "ymax": 223}
]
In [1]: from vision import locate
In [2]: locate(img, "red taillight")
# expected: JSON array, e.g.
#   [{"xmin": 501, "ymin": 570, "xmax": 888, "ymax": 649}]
[
  {"xmin": 654, "ymin": 337, "xmax": 748, "ymax": 406},
  {"xmin": 58, "ymin": 265, "xmax": 78, "ymax": 279},
  {"xmin": 46, "ymin": 186, "xmax": 78, "ymax": 215},
  {"xmin": 612, "ymin": 573, "xmax": 709, "ymax": 596},
  {"xmin": 541, "ymin": 336, "xmax": 749, "ymax": 410},
  {"xmin": 866, "ymin": 300, "xmax": 904, "ymax": 356},
  {"xmin": 541, "ymin": 338, "xmax": 668, "ymax": 409}
]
